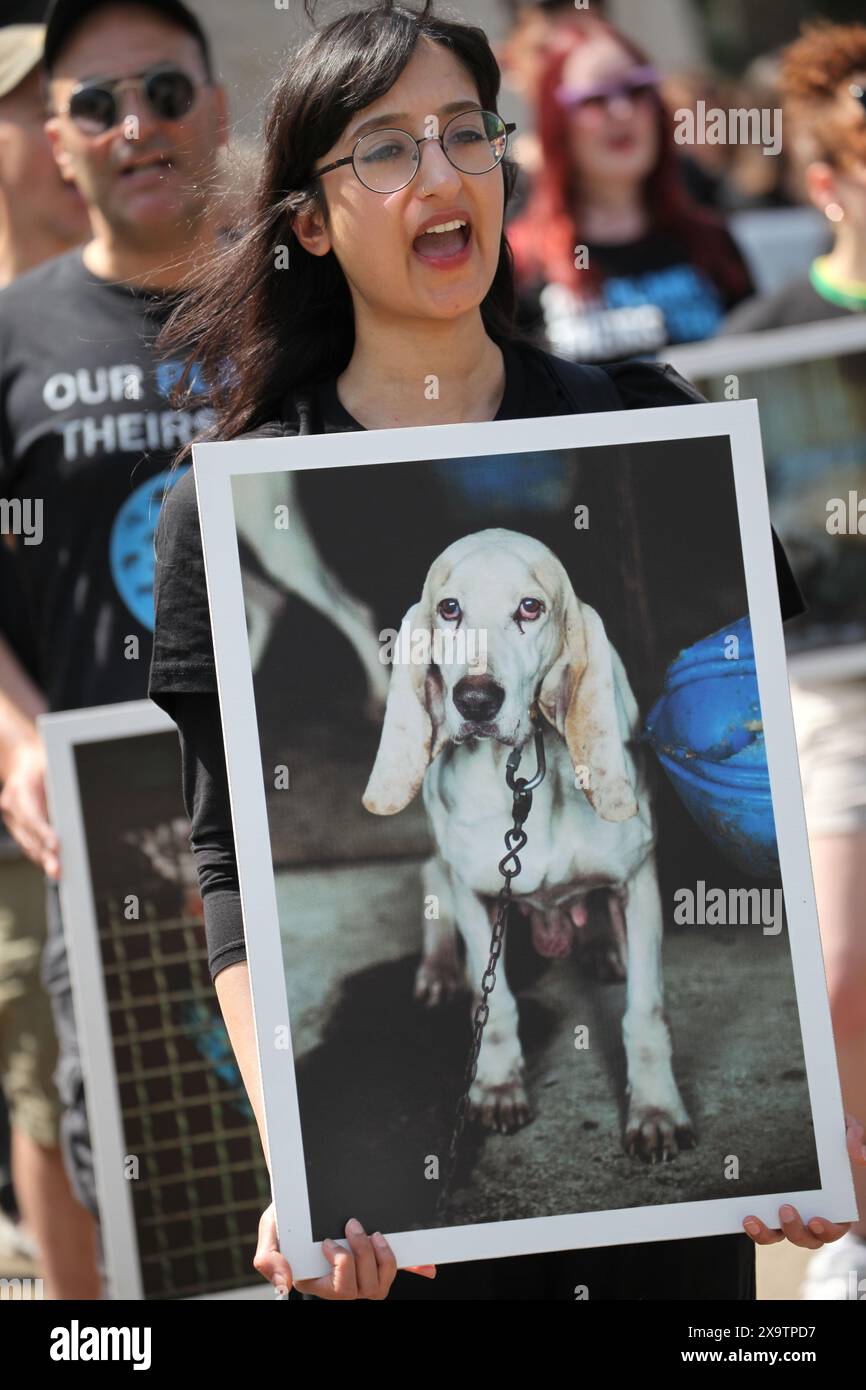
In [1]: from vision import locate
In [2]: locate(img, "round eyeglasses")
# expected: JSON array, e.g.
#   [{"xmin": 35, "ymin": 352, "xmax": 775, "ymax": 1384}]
[{"xmin": 312, "ymin": 109, "xmax": 516, "ymax": 194}]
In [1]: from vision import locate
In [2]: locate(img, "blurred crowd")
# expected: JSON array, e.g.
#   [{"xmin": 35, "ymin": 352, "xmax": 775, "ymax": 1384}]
[{"xmin": 0, "ymin": 0, "xmax": 864, "ymax": 1301}]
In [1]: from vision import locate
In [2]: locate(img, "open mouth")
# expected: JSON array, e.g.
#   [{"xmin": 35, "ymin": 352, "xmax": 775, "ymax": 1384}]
[{"xmin": 412, "ymin": 218, "xmax": 472, "ymax": 262}]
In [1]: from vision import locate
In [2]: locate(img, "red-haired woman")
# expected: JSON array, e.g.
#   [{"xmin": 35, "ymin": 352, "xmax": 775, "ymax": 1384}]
[{"xmin": 508, "ymin": 19, "xmax": 754, "ymax": 362}]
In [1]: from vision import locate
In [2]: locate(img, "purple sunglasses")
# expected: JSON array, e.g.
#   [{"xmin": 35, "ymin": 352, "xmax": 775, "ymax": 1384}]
[{"xmin": 556, "ymin": 64, "xmax": 660, "ymax": 110}]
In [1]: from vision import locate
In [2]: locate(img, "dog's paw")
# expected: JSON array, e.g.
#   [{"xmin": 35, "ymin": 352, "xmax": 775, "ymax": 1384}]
[
  {"xmin": 467, "ymin": 1074, "xmax": 533, "ymax": 1133},
  {"xmin": 414, "ymin": 955, "xmax": 462, "ymax": 1008},
  {"xmin": 624, "ymin": 1102, "xmax": 696, "ymax": 1163}
]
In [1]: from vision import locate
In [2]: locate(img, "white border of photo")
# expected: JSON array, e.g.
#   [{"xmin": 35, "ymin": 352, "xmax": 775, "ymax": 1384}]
[{"xmin": 193, "ymin": 400, "xmax": 857, "ymax": 1279}]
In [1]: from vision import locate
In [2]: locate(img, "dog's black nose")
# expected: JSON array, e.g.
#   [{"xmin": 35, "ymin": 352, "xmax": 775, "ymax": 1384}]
[{"xmin": 453, "ymin": 675, "xmax": 505, "ymax": 722}]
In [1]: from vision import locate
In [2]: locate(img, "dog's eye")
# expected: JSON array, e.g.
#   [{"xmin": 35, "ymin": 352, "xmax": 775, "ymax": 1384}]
[
  {"xmin": 438, "ymin": 598, "xmax": 461, "ymax": 621},
  {"xmin": 517, "ymin": 597, "xmax": 544, "ymax": 621}
]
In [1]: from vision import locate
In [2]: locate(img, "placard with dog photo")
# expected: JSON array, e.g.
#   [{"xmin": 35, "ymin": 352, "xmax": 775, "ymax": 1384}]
[{"xmin": 194, "ymin": 400, "xmax": 856, "ymax": 1278}]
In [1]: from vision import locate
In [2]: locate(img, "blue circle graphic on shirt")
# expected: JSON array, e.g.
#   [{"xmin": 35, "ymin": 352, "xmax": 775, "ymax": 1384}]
[{"xmin": 109, "ymin": 465, "xmax": 190, "ymax": 632}]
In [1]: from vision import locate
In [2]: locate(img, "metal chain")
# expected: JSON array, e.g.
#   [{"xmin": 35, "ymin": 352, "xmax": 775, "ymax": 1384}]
[{"xmin": 433, "ymin": 723, "xmax": 546, "ymax": 1225}]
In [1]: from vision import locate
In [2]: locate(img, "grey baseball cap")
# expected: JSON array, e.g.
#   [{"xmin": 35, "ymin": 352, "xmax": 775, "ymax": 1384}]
[{"xmin": 0, "ymin": 24, "xmax": 44, "ymax": 99}]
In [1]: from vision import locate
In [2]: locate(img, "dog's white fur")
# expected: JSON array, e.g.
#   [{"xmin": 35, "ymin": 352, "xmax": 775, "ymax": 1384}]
[
  {"xmin": 363, "ymin": 528, "xmax": 693, "ymax": 1156},
  {"xmin": 234, "ymin": 472, "xmax": 390, "ymax": 713}
]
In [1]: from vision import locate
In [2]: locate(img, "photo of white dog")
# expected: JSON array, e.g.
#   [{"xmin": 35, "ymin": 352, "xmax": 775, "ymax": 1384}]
[{"xmin": 363, "ymin": 528, "xmax": 695, "ymax": 1161}]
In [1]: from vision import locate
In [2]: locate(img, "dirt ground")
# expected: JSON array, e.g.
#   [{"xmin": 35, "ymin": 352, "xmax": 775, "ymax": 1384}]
[{"xmin": 275, "ymin": 859, "xmax": 820, "ymax": 1250}]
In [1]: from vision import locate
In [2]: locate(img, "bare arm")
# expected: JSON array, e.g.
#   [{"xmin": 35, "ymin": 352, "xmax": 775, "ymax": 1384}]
[
  {"xmin": 214, "ymin": 959, "xmax": 271, "ymax": 1166},
  {"xmin": 0, "ymin": 629, "xmax": 47, "ymax": 774},
  {"xmin": 0, "ymin": 632, "xmax": 58, "ymax": 874}
]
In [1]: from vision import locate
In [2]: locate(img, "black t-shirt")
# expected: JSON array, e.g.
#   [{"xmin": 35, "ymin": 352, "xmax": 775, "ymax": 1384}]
[
  {"xmin": 149, "ymin": 339, "xmax": 803, "ymax": 1301},
  {"xmin": 516, "ymin": 229, "xmax": 754, "ymax": 363},
  {"xmin": 0, "ymin": 248, "xmax": 211, "ymax": 710}
]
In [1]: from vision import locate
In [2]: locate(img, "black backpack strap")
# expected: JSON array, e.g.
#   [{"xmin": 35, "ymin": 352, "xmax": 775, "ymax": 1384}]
[{"xmin": 539, "ymin": 351, "xmax": 624, "ymax": 413}]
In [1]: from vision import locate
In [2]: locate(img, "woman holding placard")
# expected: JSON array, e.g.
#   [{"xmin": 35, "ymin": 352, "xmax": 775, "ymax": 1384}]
[{"xmin": 148, "ymin": 1, "xmax": 864, "ymax": 1301}]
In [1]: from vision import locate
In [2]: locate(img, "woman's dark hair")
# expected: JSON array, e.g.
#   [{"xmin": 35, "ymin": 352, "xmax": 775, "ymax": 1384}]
[{"xmin": 162, "ymin": 0, "xmax": 521, "ymax": 445}]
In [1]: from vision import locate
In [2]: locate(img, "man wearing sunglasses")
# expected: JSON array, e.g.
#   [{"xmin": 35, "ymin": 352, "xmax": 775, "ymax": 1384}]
[
  {"xmin": 0, "ymin": 0, "xmax": 227, "ymax": 1292},
  {"xmin": 43, "ymin": 0, "xmax": 225, "ymax": 276}
]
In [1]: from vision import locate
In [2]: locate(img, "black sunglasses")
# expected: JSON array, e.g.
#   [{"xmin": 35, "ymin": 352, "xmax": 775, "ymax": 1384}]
[{"xmin": 59, "ymin": 64, "xmax": 202, "ymax": 135}]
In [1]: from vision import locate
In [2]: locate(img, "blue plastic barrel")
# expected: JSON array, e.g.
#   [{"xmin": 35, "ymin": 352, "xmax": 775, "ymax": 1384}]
[{"xmin": 644, "ymin": 616, "xmax": 779, "ymax": 877}]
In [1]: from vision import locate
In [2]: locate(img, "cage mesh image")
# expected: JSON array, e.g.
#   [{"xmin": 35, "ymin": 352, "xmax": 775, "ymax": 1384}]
[
  {"xmin": 72, "ymin": 724, "xmax": 273, "ymax": 1300},
  {"xmin": 99, "ymin": 894, "xmax": 271, "ymax": 1298}
]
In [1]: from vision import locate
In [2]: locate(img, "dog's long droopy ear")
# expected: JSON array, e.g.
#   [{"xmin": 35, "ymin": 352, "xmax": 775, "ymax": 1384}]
[
  {"xmin": 362, "ymin": 601, "xmax": 446, "ymax": 816},
  {"xmin": 538, "ymin": 592, "xmax": 638, "ymax": 822}
]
